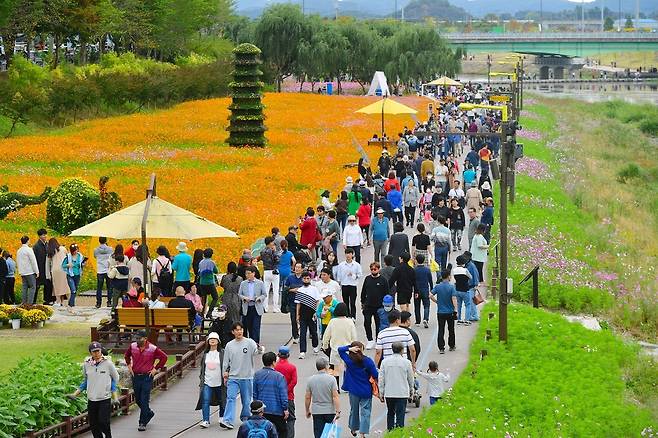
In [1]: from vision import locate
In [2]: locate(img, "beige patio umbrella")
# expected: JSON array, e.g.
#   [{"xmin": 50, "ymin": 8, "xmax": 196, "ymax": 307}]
[
  {"xmin": 69, "ymin": 197, "xmax": 238, "ymax": 240},
  {"xmin": 69, "ymin": 174, "xmax": 238, "ymax": 331},
  {"xmin": 427, "ymin": 76, "xmax": 463, "ymax": 87}
]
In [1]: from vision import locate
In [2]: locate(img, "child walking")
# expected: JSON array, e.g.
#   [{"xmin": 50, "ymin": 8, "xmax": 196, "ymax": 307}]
[{"xmin": 417, "ymin": 361, "xmax": 450, "ymax": 405}]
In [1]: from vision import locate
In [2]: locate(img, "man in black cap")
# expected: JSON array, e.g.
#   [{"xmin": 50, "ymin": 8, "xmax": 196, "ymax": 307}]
[
  {"xmin": 68, "ymin": 342, "xmax": 120, "ymax": 438},
  {"xmin": 236, "ymin": 400, "xmax": 278, "ymax": 438}
]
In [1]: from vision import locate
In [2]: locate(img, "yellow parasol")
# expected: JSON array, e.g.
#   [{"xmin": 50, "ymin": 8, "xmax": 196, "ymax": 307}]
[
  {"xmin": 355, "ymin": 97, "xmax": 417, "ymax": 138},
  {"xmin": 427, "ymin": 76, "xmax": 463, "ymax": 87}
]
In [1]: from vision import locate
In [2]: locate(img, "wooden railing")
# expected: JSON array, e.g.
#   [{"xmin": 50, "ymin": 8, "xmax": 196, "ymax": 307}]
[{"xmin": 24, "ymin": 341, "xmax": 206, "ymax": 438}]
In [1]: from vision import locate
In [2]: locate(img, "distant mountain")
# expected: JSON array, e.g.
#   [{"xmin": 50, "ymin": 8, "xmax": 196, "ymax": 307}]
[
  {"xmin": 234, "ymin": 0, "xmax": 658, "ymax": 18},
  {"xmin": 449, "ymin": 0, "xmax": 657, "ymax": 18},
  {"xmin": 403, "ymin": 0, "xmax": 470, "ymax": 21}
]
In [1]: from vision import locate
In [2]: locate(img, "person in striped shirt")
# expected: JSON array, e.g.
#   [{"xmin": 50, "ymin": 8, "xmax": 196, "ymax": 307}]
[
  {"xmin": 295, "ymin": 271, "xmax": 320, "ymax": 359},
  {"xmin": 373, "ymin": 309, "xmax": 416, "ymax": 370}
]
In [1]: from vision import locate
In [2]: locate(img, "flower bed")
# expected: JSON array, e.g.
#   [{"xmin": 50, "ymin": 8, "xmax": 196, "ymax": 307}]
[{"xmin": 0, "ymin": 94, "xmax": 424, "ymax": 284}]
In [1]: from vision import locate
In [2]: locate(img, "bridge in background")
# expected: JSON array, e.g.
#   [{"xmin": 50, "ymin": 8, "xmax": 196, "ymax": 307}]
[{"xmin": 443, "ymin": 32, "xmax": 658, "ymax": 57}]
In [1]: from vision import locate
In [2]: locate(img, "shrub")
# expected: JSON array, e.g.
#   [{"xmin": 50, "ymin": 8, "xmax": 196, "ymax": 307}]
[
  {"xmin": 46, "ymin": 178, "xmax": 100, "ymax": 234},
  {"xmin": 616, "ymin": 162, "xmax": 642, "ymax": 183},
  {"xmin": 0, "ymin": 310, "xmax": 8, "ymax": 323},
  {"xmin": 639, "ymin": 116, "xmax": 658, "ymax": 136},
  {"xmin": 21, "ymin": 309, "xmax": 47, "ymax": 325},
  {"xmin": 0, "ymin": 185, "xmax": 51, "ymax": 220},
  {"xmin": 0, "ymin": 354, "xmax": 86, "ymax": 437}
]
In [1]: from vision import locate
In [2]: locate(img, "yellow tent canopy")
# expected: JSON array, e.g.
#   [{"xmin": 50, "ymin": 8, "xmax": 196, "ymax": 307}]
[
  {"xmin": 69, "ymin": 197, "xmax": 239, "ymax": 240},
  {"xmin": 427, "ymin": 76, "xmax": 463, "ymax": 87},
  {"xmin": 355, "ymin": 97, "xmax": 417, "ymax": 138}
]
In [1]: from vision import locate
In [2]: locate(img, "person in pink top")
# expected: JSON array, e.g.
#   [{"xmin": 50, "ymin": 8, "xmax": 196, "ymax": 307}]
[
  {"xmin": 299, "ymin": 207, "xmax": 320, "ymax": 260},
  {"xmin": 356, "ymin": 199, "xmax": 372, "ymax": 247},
  {"xmin": 185, "ymin": 284, "xmax": 203, "ymax": 313}
]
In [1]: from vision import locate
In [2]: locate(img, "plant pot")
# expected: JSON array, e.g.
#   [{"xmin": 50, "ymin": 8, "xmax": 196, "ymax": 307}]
[
  {"xmin": 10, "ymin": 319, "xmax": 21, "ymax": 329},
  {"xmin": 37, "ymin": 321, "xmax": 44, "ymax": 328}
]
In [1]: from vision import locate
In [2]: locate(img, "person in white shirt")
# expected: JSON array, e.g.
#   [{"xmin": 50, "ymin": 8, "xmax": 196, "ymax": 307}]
[
  {"xmin": 334, "ymin": 249, "xmax": 362, "ymax": 320},
  {"xmin": 314, "ymin": 268, "xmax": 341, "ymax": 302},
  {"xmin": 196, "ymin": 332, "xmax": 223, "ymax": 428},
  {"xmin": 378, "ymin": 342, "xmax": 414, "ymax": 431},
  {"xmin": 374, "ymin": 309, "xmax": 416, "ymax": 369},
  {"xmin": 296, "ymin": 271, "xmax": 321, "ymax": 359},
  {"xmin": 93, "ymin": 237, "xmax": 114, "ymax": 309},
  {"xmin": 448, "ymin": 180, "xmax": 465, "ymax": 202},
  {"xmin": 434, "ymin": 159, "xmax": 449, "ymax": 194},
  {"xmin": 16, "ymin": 235, "xmax": 39, "ymax": 304},
  {"xmin": 342, "ymin": 215, "xmax": 364, "ymax": 263},
  {"xmin": 416, "ymin": 360, "xmax": 450, "ymax": 405}
]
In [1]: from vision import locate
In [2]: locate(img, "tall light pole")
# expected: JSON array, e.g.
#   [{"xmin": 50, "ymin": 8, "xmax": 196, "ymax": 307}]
[
  {"xmin": 394, "ymin": 0, "xmax": 398, "ymax": 20},
  {"xmin": 601, "ymin": 0, "xmax": 605, "ymax": 31},
  {"xmin": 539, "ymin": 0, "xmax": 543, "ymax": 32},
  {"xmin": 618, "ymin": 0, "xmax": 621, "ymax": 31}
]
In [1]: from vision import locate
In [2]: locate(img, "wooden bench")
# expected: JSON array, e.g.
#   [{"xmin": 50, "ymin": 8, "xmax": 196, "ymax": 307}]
[
  {"xmin": 116, "ymin": 308, "xmax": 190, "ymax": 329},
  {"xmin": 159, "ymin": 296, "xmax": 174, "ymax": 305}
]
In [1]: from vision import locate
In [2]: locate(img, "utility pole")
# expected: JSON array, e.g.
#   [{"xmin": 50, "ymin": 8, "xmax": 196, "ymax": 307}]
[
  {"xmin": 618, "ymin": 0, "xmax": 621, "ymax": 31},
  {"xmin": 539, "ymin": 0, "xmax": 543, "ymax": 33},
  {"xmin": 394, "ymin": 0, "xmax": 398, "ymax": 20},
  {"xmin": 601, "ymin": 0, "xmax": 605, "ymax": 32},
  {"xmin": 635, "ymin": 0, "xmax": 640, "ymax": 22},
  {"xmin": 499, "ymin": 121, "xmax": 511, "ymax": 343}
]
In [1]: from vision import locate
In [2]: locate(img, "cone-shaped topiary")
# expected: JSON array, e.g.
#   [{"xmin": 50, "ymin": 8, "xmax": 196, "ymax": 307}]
[{"xmin": 226, "ymin": 43, "xmax": 267, "ymax": 147}]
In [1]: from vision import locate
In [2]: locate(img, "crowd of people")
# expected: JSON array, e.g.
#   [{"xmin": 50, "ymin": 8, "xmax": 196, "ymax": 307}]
[{"xmin": 3, "ymin": 83, "xmax": 502, "ymax": 438}]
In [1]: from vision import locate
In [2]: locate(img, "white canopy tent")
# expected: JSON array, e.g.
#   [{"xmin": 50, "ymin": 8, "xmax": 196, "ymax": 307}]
[{"xmin": 366, "ymin": 71, "xmax": 390, "ymax": 97}]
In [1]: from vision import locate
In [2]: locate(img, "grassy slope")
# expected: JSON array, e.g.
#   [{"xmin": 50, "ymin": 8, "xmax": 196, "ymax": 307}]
[{"xmin": 388, "ymin": 303, "xmax": 656, "ymax": 437}]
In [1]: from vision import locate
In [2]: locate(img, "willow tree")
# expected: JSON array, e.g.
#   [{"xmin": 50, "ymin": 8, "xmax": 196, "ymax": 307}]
[{"xmin": 226, "ymin": 43, "xmax": 267, "ymax": 147}]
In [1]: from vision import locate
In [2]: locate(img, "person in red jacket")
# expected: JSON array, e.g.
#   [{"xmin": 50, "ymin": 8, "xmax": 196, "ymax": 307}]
[
  {"xmin": 383, "ymin": 171, "xmax": 400, "ymax": 193},
  {"xmin": 299, "ymin": 208, "xmax": 320, "ymax": 261},
  {"xmin": 275, "ymin": 346, "xmax": 298, "ymax": 438},
  {"xmin": 356, "ymin": 199, "xmax": 372, "ymax": 247},
  {"xmin": 124, "ymin": 330, "xmax": 168, "ymax": 432}
]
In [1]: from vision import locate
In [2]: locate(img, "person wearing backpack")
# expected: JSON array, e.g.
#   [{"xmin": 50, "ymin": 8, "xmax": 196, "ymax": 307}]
[
  {"xmin": 107, "ymin": 255, "xmax": 130, "ymax": 310},
  {"xmin": 198, "ymin": 248, "xmax": 219, "ymax": 317},
  {"xmin": 152, "ymin": 246, "xmax": 173, "ymax": 296},
  {"xmin": 236, "ymin": 400, "xmax": 278, "ymax": 438}
]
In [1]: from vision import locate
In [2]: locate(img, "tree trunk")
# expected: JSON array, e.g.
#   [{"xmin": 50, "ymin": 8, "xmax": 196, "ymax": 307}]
[
  {"xmin": 276, "ymin": 73, "xmax": 282, "ymax": 92},
  {"xmin": 80, "ymin": 38, "xmax": 87, "ymax": 64},
  {"xmin": 2, "ymin": 33, "xmax": 16, "ymax": 69},
  {"xmin": 53, "ymin": 34, "xmax": 60, "ymax": 68},
  {"xmin": 311, "ymin": 81, "xmax": 316, "ymax": 92},
  {"xmin": 299, "ymin": 78, "xmax": 304, "ymax": 92},
  {"xmin": 337, "ymin": 77, "xmax": 342, "ymax": 95},
  {"xmin": 356, "ymin": 80, "xmax": 366, "ymax": 94},
  {"xmin": 5, "ymin": 118, "xmax": 19, "ymax": 138}
]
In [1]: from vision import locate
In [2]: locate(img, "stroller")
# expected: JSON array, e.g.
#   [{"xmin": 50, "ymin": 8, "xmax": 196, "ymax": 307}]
[{"xmin": 408, "ymin": 377, "xmax": 422, "ymax": 408}]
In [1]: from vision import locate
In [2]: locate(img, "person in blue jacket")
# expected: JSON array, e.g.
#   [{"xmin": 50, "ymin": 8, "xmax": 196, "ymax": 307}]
[
  {"xmin": 386, "ymin": 187, "xmax": 403, "ymax": 224},
  {"xmin": 339, "ymin": 342, "xmax": 379, "ymax": 438}
]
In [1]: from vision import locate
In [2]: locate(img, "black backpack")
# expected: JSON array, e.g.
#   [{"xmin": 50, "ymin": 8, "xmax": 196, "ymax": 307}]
[{"xmin": 156, "ymin": 259, "xmax": 173, "ymax": 292}]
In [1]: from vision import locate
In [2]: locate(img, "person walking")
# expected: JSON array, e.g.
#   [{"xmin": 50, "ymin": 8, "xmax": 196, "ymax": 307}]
[
  {"xmin": 374, "ymin": 310, "xmax": 416, "ymax": 369},
  {"xmin": 239, "ymin": 266, "xmax": 267, "ymax": 352},
  {"xmin": 68, "ymin": 342, "xmax": 120, "ymax": 438},
  {"xmin": 172, "ymin": 241, "xmax": 192, "ymax": 292},
  {"xmin": 253, "ymin": 352, "xmax": 289, "ymax": 438},
  {"xmin": 197, "ymin": 248, "xmax": 220, "ymax": 317},
  {"xmin": 335, "ymin": 249, "xmax": 362, "ymax": 320},
  {"xmin": 2, "ymin": 251, "xmax": 15, "ymax": 304},
  {"xmin": 430, "ymin": 267, "xmax": 458, "ymax": 354},
  {"xmin": 94, "ymin": 237, "xmax": 114, "ymax": 309},
  {"xmin": 360, "ymin": 262, "xmax": 389, "ymax": 350},
  {"xmin": 465, "ymin": 181, "xmax": 483, "ymax": 214},
  {"xmin": 447, "ymin": 198, "xmax": 466, "ymax": 251},
  {"xmin": 275, "ymin": 346, "xmax": 298, "ymax": 438},
  {"xmin": 33, "ymin": 228, "xmax": 52, "ymax": 304},
  {"xmin": 339, "ymin": 342, "xmax": 378, "ymax": 438},
  {"xmin": 370, "ymin": 208, "xmax": 390, "ymax": 265},
  {"xmin": 466, "ymin": 207, "xmax": 481, "ymax": 251},
  {"xmin": 342, "ymin": 215, "xmax": 364, "ymax": 263},
  {"xmin": 260, "ymin": 237, "xmax": 282, "ymax": 313},
  {"xmin": 221, "ymin": 321, "xmax": 259, "ymax": 430},
  {"xmin": 195, "ymin": 332, "xmax": 225, "ymax": 428},
  {"xmin": 295, "ymin": 271, "xmax": 320, "ymax": 359},
  {"xmin": 387, "ymin": 186, "xmax": 403, "ymax": 224},
  {"xmin": 387, "ymin": 253, "xmax": 416, "ymax": 312},
  {"xmin": 62, "ymin": 243, "xmax": 85, "ymax": 307},
  {"xmin": 47, "ymin": 238, "xmax": 69, "ymax": 307},
  {"xmin": 321, "ymin": 302, "xmax": 357, "ymax": 391},
  {"xmin": 470, "ymin": 224, "xmax": 489, "ymax": 284},
  {"xmin": 453, "ymin": 256, "xmax": 473, "ymax": 325},
  {"xmin": 402, "ymin": 179, "xmax": 421, "ymax": 227},
  {"xmin": 0, "ymin": 248, "xmax": 6, "ymax": 306},
  {"xmin": 219, "ymin": 262, "xmax": 242, "ymax": 327},
  {"xmin": 462, "ymin": 251, "xmax": 481, "ymax": 322},
  {"xmin": 413, "ymin": 254, "xmax": 433, "ymax": 327},
  {"xmin": 378, "ymin": 342, "xmax": 414, "ymax": 431},
  {"xmin": 305, "ymin": 357, "xmax": 341, "ymax": 438},
  {"xmin": 236, "ymin": 400, "xmax": 278, "ymax": 438},
  {"xmin": 107, "ymin": 255, "xmax": 130, "ymax": 310},
  {"xmin": 124, "ymin": 330, "xmax": 168, "ymax": 432},
  {"xmin": 387, "ymin": 222, "xmax": 410, "ymax": 267},
  {"xmin": 356, "ymin": 199, "xmax": 372, "ymax": 247},
  {"xmin": 417, "ymin": 361, "xmax": 450, "ymax": 405},
  {"xmin": 481, "ymin": 197, "xmax": 494, "ymax": 244},
  {"xmin": 16, "ymin": 235, "xmax": 38, "ymax": 305},
  {"xmin": 430, "ymin": 216, "xmax": 451, "ymax": 276}
]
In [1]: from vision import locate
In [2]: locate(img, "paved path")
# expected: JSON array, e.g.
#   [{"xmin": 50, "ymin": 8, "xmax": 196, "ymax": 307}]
[{"xmin": 91, "ymin": 230, "xmax": 486, "ymax": 438}]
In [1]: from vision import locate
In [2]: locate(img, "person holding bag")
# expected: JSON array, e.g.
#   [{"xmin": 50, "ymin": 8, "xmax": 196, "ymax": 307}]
[
  {"xmin": 195, "ymin": 332, "xmax": 225, "ymax": 428},
  {"xmin": 338, "ymin": 342, "xmax": 378, "ymax": 438}
]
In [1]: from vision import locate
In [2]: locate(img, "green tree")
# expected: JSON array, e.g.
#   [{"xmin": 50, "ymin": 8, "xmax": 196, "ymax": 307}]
[
  {"xmin": 604, "ymin": 16, "xmax": 614, "ymax": 31},
  {"xmin": 340, "ymin": 21, "xmax": 376, "ymax": 94},
  {"xmin": 0, "ymin": 57, "xmax": 50, "ymax": 137},
  {"xmin": 0, "ymin": 0, "xmax": 46, "ymax": 68},
  {"xmin": 255, "ymin": 3, "xmax": 309, "ymax": 92},
  {"xmin": 624, "ymin": 16, "xmax": 633, "ymax": 29}
]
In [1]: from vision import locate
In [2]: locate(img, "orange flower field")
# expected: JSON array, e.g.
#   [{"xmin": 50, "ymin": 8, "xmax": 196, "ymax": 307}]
[{"xmin": 0, "ymin": 93, "xmax": 426, "ymax": 271}]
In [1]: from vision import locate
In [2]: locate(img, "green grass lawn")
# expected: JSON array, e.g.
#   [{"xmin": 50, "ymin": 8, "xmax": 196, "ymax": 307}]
[
  {"xmin": 389, "ymin": 303, "xmax": 657, "ymax": 437},
  {"xmin": 0, "ymin": 323, "xmax": 89, "ymax": 374}
]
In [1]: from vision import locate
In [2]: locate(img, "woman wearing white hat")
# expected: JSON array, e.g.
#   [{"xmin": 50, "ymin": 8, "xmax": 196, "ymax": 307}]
[{"xmin": 196, "ymin": 332, "xmax": 225, "ymax": 428}]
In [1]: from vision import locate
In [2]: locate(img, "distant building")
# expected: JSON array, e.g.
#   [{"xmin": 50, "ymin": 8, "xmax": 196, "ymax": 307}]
[{"xmin": 613, "ymin": 18, "xmax": 658, "ymax": 31}]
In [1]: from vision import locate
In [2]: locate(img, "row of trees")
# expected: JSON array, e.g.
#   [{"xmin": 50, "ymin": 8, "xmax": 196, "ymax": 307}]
[
  {"xmin": 228, "ymin": 4, "xmax": 462, "ymax": 93},
  {"xmin": 0, "ymin": 0, "xmax": 233, "ymax": 67}
]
